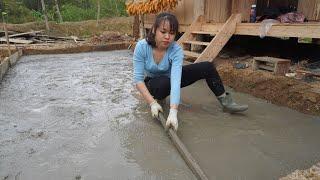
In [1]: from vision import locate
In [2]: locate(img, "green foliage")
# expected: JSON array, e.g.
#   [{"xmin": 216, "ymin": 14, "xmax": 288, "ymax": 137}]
[
  {"xmin": 1, "ymin": 0, "xmax": 32, "ymax": 23},
  {"xmin": 0, "ymin": 0, "xmax": 128, "ymax": 24},
  {"xmin": 61, "ymin": 3, "xmax": 96, "ymax": 22},
  {"xmin": 31, "ymin": 10, "xmax": 43, "ymax": 22}
]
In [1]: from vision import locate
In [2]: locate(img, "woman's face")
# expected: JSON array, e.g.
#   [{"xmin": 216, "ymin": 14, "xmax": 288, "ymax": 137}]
[{"xmin": 154, "ymin": 20, "xmax": 176, "ymax": 50}]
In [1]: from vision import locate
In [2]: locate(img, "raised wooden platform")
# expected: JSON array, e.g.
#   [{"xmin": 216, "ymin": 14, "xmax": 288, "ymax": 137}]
[{"xmin": 145, "ymin": 22, "xmax": 320, "ymax": 39}]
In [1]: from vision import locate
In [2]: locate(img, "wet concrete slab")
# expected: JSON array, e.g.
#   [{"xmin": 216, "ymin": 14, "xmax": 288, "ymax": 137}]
[
  {"xmin": 0, "ymin": 51, "xmax": 194, "ymax": 180},
  {"xmin": 178, "ymin": 80, "xmax": 320, "ymax": 180},
  {"xmin": 1, "ymin": 50, "xmax": 319, "ymax": 180}
]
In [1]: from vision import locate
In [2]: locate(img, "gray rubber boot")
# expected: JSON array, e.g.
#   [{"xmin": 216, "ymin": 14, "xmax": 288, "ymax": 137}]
[{"xmin": 217, "ymin": 92, "xmax": 248, "ymax": 113}]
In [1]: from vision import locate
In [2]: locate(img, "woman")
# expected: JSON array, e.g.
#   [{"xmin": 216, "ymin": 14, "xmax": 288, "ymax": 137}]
[{"xmin": 133, "ymin": 12, "xmax": 248, "ymax": 131}]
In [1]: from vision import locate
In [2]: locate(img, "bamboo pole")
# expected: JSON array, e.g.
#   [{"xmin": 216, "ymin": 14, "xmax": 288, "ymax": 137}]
[{"xmin": 156, "ymin": 113, "xmax": 209, "ymax": 180}]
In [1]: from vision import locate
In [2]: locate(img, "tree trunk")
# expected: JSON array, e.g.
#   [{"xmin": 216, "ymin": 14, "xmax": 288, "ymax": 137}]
[
  {"xmin": 40, "ymin": 0, "xmax": 50, "ymax": 31},
  {"xmin": 114, "ymin": 0, "xmax": 119, "ymax": 16},
  {"xmin": 96, "ymin": 0, "xmax": 101, "ymax": 27},
  {"xmin": 54, "ymin": 0, "xmax": 63, "ymax": 23}
]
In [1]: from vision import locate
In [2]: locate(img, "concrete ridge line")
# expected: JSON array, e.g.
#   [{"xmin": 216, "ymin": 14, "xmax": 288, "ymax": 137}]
[{"xmin": 157, "ymin": 112, "xmax": 210, "ymax": 180}]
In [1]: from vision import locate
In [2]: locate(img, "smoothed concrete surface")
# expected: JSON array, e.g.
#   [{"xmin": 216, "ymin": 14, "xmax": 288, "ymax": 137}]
[
  {"xmin": 1, "ymin": 50, "xmax": 319, "ymax": 180},
  {"xmin": 178, "ymin": 80, "xmax": 320, "ymax": 180},
  {"xmin": 0, "ymin": 51, "xmax": 194, "ymax": 180}
]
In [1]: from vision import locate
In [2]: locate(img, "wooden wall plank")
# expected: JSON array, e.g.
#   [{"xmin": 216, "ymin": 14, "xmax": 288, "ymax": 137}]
[
  {"xmin": 298, "ymin": 0, "xmax": 320, "ymax": 21},
  {"xmin": 205, "ymin": 0, "xmax": 232, "ymax": 23},
  {"xmin": 232, "ymin": 0, "xmax": 255, "ymax": 22},
  {"xmin": 144, "ymin": 0, "xmax": 194, "ymax": 26}
]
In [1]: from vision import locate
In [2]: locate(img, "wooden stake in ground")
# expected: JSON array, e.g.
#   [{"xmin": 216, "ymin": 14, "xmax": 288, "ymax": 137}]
[
  {"xmin": 96, "ymin": 0, "xmax": 101, "ymax": 27},
  {"xmin": 139, "ymin": 14, "xmax": 145, "ymax": 39},
  {"xmin": 54, "ymin": 0, "xmax": 63, "ymax": 23},
  {"xmin": 40, "ymin": 0, "xmax": 50, "ymax": 31},
  {"xmin": 156, "ymin": 112, "xmax": 209, "ymax": 180},
  {"xmin": 2, "ymin": 12, "xmax": 11, "ymax": 56}
]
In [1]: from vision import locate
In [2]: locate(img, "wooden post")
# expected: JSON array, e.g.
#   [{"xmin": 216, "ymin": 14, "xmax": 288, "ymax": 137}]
[
  {"xmin": 54, "ymin": 0, "xmax": 63, "ymax": 23},
  {"xmin": 2, "ymin": 13, "xmax": 11, "ymax": 56},
  {"xmin": 96, "ymin": 0, "xmax": 101, "ymax": 27},
  {"xmin": 4, "ymin": 23, "xmax": 11, "ymax": 57},
  {"xmin": 40, "ymin": 0, "xmax": 50, "ymax": 31},
  {"xmin": 139, "ymin": 14, "xmax": 145, "ymax": 39},
  {"xmin": 133, "ymin": 15, "xmax": 140, "ymax": 40},
  {"xmin": 192, "ymin": 0, "xmax": 205, "ymax": 52}
]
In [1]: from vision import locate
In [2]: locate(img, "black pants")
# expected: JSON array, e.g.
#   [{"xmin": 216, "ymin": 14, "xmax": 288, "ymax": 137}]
[{"xmin": 144, "ymin": 61, "xmax": 225, "ymax": 100}]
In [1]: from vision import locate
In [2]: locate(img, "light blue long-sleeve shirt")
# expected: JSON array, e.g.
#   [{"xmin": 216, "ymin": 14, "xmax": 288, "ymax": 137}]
[{"xmin": 133, "ymin": 39, "xmax": 184, "ymax": 105}]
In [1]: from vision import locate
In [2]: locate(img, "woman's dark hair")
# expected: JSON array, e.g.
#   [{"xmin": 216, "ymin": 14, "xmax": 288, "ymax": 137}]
[{"xmin": 146, "ymin": 12, "xmax": 179, "ymax": 47}]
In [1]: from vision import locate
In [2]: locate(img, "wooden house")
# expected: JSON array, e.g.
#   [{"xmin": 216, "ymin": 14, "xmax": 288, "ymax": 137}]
[{"xmin": 141, "ymin": 0, "xmax": 320, "ymax": 63}]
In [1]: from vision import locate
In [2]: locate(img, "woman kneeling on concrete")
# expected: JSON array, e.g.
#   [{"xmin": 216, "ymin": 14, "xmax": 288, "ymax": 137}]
[{"xmin": 133, "ymin": 12, "xmax": 248, "ymax": 131}]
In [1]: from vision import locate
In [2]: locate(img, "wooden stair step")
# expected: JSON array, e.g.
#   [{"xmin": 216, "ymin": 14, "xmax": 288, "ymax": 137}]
[
  {"xmin": 183, "ymin": 40, "xmax": 210, "ymax": 46},
  {"xmin": 191, "ymin": 31, "xmax": 216, "ymax": 35},
  {"xmin": 184, "ymin": 50, "xmax": 200, "ymax": 58}
]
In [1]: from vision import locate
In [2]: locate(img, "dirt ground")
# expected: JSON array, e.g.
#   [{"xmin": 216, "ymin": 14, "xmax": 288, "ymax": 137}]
[
  {"xmin": 215, "ymin": 58, "xmax": 320, "ymax": 116},
  {"xmin": 280, "ymin": 162, "xmax": 320, "ymax": 180}
]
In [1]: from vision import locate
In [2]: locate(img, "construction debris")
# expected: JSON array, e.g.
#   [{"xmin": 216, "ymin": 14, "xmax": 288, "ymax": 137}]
[
  {"xmin": 0, "ymin": 30, "xmax": 84, "ymax": 44},
  {"xmin": 252, "ymin": 56, "xmax": 291, "ymax": 76}
]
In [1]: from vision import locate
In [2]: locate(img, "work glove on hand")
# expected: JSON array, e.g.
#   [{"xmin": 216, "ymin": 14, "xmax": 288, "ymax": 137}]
[
  {"xmin": 166, "ymin": 108, "xmax": 178, "ymax": 131},
  {"xmin": 150, "ymin": 100, "xmax": 163, "ymax": 118}
]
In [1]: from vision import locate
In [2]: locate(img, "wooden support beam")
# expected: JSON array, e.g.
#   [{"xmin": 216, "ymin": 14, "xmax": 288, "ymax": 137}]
[
  {"xmin": 202, "ymin": 23, "xmax": 320, "ymax": 39},
  {"xmin": 156, "ymin": 112, "xmax": 209, "ymax": 180},
  {"xmin": 183, "ymin": 40, "xmax": 210, "ymax": 46},
  {"xmin": 184, "ymin": 50, "xmax": 201, "ymax": 58},
  {"xmin": 191, "ymin": 30, "xmax": 217, "ymax": 35},
  {"xmin": 195, "ymin": 13, "xmax": 241, "ymax": 63},
  {"xmin": 147, "ymin": 22, "xmax": 320, "ymax": 39}
]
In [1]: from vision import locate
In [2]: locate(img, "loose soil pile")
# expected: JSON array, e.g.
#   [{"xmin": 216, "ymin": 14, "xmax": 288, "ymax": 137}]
[
  {"xmin": 280, "ymin": 162, "xmax": 320, "ymax": 180},
  {"xmin": 216, "ymin": 58, "xmax": 320, "ymax": 116}
]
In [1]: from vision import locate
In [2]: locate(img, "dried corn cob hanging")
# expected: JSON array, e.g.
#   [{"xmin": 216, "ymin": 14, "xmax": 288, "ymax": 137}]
[{"xmin": 126, "ymin": 0, "xmax": 179, "ymax": 15}]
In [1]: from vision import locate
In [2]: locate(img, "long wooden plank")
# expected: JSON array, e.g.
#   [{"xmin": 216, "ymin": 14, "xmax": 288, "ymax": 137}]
[
  {"xmin": 202, "ymin": 22, "xmax": 320, "ymax": 38},
  {"xmin": 195, "ymin": 13, "xmax": 241, "ymax": 63},
  {"xmin": 184, "ymin": 50, "xmax": 200, "ymax": 58},
  {"xmin": 0, "ymin": 37, "xmax": 33, "ymax": 44},
  {"xmin": 191, "ymin": 31, "xmax": 216, "ymax": 35},
  {"xmin": 9, "ymin": 31, "xmax": 43, "ymax": 38},
  {"xmin": 184, "ymin": 40, "xmax": 210, "ymax": 46},
  {"xmin": 146, "ymin": 22, "xmax": 320, "ymax": 38},
  {"xmin": 156, "ymin": 113, "xmax": 209, "ymax": 180}
]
